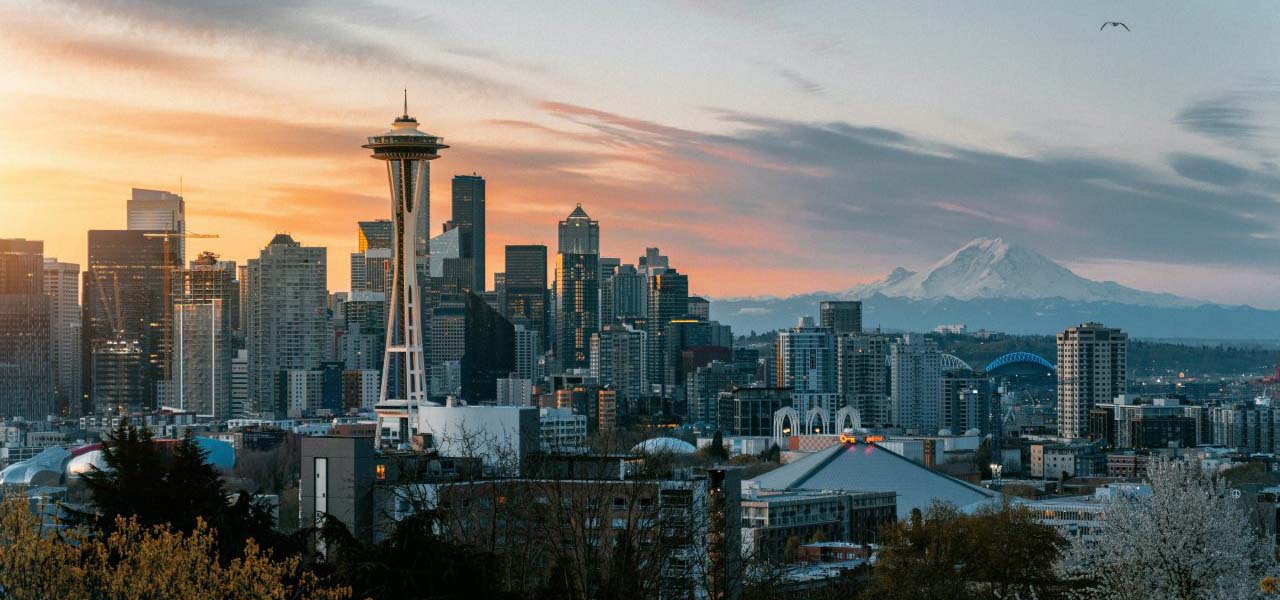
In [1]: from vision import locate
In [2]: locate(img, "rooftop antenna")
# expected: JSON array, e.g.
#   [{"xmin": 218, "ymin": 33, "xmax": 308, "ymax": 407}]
[{"xmin": 403, "ymin": 88, "xmax": 408, "ymax": 117}]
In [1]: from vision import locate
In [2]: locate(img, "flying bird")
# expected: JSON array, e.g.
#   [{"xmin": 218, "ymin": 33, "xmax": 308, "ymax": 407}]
[{"xmin": 1100, "ymin": 21, "xmax": 1130, "ymax": 31}]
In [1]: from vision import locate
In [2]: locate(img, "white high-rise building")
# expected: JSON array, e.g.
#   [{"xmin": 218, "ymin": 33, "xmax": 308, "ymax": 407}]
[
  {"xmin": 1057, "ymin": 323, "xmax": 1127, "ymax": 439},
  {"xmin": 127, "ymin": 188, "xmax": 185, "ymax": 263},
  {"xmin": 890, "ymin": 334, "xmax": 942, "ymax": 433},
  {"xmin": 243, "ymin": 234, "xmax": 328, "ymax": 416},
  {"xmin": 496, "ymin": 377, "xmax": 534, "ymax": 407},
  {"xmin": 42, "ymin": 257, "xmax": 81, "ymax": 413}
]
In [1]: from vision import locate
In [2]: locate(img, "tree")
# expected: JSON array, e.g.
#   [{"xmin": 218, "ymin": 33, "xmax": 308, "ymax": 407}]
[
  {"xmin": 699, "ymin": 430, "xmax": 730, "ymax": 463},
  {"xmin": 0, "ymin": 495, "xmax": 347, "ymax": 599},
  {"xmin": 78, "ymin": 420, "xmax": 225, "ymax": 533},
  {"xmin": 864, "ymin": 501, "xmax": 1071, "ymax": 600},
  {"xmin": 317, "ymin": 511, "xmax": 513, "ymax": 600},
  {"xmin": 75, "ymin": 419, "xmax": 298, "ymax": 563},
  {"xmin": 1063, "ymin": 457, "xmax": 1280, "ymax": 600}
]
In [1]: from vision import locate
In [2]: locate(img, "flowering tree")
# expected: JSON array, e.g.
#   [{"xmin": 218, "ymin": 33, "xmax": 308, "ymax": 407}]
[
  {"xmin": 1064, "ymin": 457, "xmax": 1279, "ymax": 600},
  {"xmin": 0, "ymin": 495, "xmax": 347, "ymax": 600}
]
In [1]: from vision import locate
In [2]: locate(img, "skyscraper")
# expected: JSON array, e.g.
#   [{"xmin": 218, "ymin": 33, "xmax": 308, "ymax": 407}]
[
  {"xmin": 84, "ymin": 230, "xmax": 177, "ymax": 412},
  {"xmin": 364, "ymin": 101, "xmax": 447, "ymax": 413},
  {"xmin": 598, "ymin": 257, "xmax": 621, "ymax": 328},
  {"xmin": 890, "ymin": 334, "xmax": 942, "ymax": 433},
  {"xmin": 0, "ymin": 239, "xmax": 52, "ymax": 419},
  {"xmin": 172, "ymin": 300, "xmax": 228, "ymax": 418},
  {"xmin": 170, "ymin": 251, "xmax": 237, "ymax": 418},
  {"xmin": 43, "ymin": 257, "xmax": 81, "ymax": 414},
  {"xmin": 611, "ymin": 263, "xmax": 646, "ymax": 319},
  {"xmin": 243, "ymin": 234, "xmax": 328, "ymax": 415},
  {"xmin": 590, "ymin": 325, "xmax": 648, "ymax": 403},
  {"xmin": 646, "ymin": 268, "xmax": 688, "ymax": 390},
  {"xmin": 127, "ymin": 188, "xmax": 185, "ymax": 263},
  {"xmin": 776, "ymin": 317, "xmax": 837, "ymax": 393},
  {"xmin": 556, "ymin": 205, "xmax": 600, "ymax": 370},
  {"xmin": 819, "ymin": 301, "xmax": 862, "ymax": 336},
  {"xmin": 942, "ymin": 369, "xmax": 993, "ymax": 435},
  {"xmin": 837, "ymin": 333, "xmax": 889, "ymax": 428},
  {"xmin": 1057, "ymin": 322, "xmax": 1127, "ymax": 439},
  {"xmin": 461, "ymin": 292, "xmax": 513, "ymax": 403},
  {"xmin": 451, "ymin": 174, "xmax": 486, "ymax": 293},
  {"xmin": 504, "ymin": 244, "xmax": 548, "ymax": 349},
  {"xmin": 357, "ymin": 220, "xmax": 393, "ymax": 252}
]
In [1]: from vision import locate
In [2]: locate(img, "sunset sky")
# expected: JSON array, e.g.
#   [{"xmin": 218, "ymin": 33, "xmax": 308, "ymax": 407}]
[{"xmin": 2, "ymin": 1, "xmax": 1279, "ymax": 306}]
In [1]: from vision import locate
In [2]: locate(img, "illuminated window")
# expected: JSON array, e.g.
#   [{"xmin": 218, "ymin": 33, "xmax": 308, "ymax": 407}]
[{"xmin": 375, "ymin": 464, "xmax": 386, "ymax": 480}]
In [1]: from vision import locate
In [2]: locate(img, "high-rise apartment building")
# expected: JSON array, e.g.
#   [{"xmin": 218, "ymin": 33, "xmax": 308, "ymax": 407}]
[
  {"xmin": 590, "ymin": 325, "xmax": 648, "ymax": 402},
  {"xmin": 513, "ymin": 324, "xmax": 541, "ymax": 382},
  {"xmin": 0, "ymin": 239, "xmax": 52, "ymax": 419},
  {"xmin": 171, "ymin": 300, "xmax": 228, "ymax": 418},
  {"xmin": 243, "ymin": 234, "xmax": 328, "ymax": 416},
  {"xmin": 837, "ymin": 333, "xmax": 890, "ymax": 429},
  {"xmin": 84, "ymin": 230, "xmax": 178, "ymax": 412},
  {"xmin": 504, "ymin": 245, "xmax": 548, "ymax": 348},
  {"xmin": 646, "ymin": 268, "xmax": 688, "ymax": 390},
  {"xmin": 776, "ymin": 317, "xmax": 837, "ymax": 393},
  {"xmin": 127, "ymin": 188, "xmax": 185, "ymax": 263},
  {"xmin": 941, "ymin": 369, "xmax": 993, "ymax": 435},
  {"xmin": 43, "ymin": 257, "xmax": 81, "ymax": 414},
  {"xmin": 889, "ymin": 334, "xmax": 942, "ymax": 433},
  {"xmin": 555, "ymin": 205, "xmax": 599, "ymax": 370},
  {"xmin": 451, "ymin": 175, "xmax": 486, "ymax": 293},
  {"xmin": 819, "ymin": 300, "xmax": 862, "ymax": 336},
  {"xmin": 1057, "ymin": 322, "xmax": 1127, "ymax": 439}
]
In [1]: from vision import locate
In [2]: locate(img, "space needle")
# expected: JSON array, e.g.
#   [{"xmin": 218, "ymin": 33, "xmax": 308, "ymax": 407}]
[{"xmin": 364, "ymin": 93, "xmax": 448, "ymax": 445}]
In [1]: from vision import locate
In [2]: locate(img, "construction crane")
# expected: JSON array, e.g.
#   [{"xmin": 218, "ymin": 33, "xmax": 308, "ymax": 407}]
[{"xmin": 142, "ymin": 231, "xmax": 219, "ymax": 402}]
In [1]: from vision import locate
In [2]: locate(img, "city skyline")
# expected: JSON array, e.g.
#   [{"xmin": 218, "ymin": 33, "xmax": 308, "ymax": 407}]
[{"xmin": 3, "ymin": 2, "xmax": 1280, "ymax": 306}]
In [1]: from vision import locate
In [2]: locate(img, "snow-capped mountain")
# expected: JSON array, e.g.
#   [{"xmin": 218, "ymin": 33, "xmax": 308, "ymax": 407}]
[
  {"xmin": 710, "ymin": 238, "xmax": 1280, "ymax": 338},
  {"xmin": 844, "ymin": 238, "xmax": 1200, "ymax": 308}
]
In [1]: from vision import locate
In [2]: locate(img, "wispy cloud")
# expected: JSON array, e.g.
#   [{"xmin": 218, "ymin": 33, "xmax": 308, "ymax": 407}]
[
  {"xmin": 1174, "ymin": 81, "xmax": 1280, "ymax": 157},
  {"xmin": 776, "ymin": 68, "xmax": 825, "ymax": 95}
]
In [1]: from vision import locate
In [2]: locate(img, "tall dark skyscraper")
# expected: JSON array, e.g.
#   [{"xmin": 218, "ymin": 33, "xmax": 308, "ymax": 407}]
[
  {"xmin": 84, "ymin": 230, "xmax": 178, "ymax": 412},
  {"xmin": 646, "ymin": 268, "xmax": 689, "ymax": 390},
  {"xmin": 451, "ymin": 174, "xmax": 486, "ymax": 293},
  {"xmin": 819, "ymin": 300, "xmax": 862, "ymax": 335},
  {"xmin": 556, "ymin": 205, "xmax": 599, "ymax": 370},
  {"xmin": 504, "ymin": 244, "xmax": 548, "ymax": 349},
  {"xmin": 0, "ymin": 239, "xmax": 52, "ymax": 419}
]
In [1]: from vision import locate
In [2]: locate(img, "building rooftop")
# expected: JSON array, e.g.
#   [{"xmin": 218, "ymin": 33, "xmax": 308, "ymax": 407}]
[{"xmin": 748, "ymin": 442, "xmax": 1000, "ymax": 518}]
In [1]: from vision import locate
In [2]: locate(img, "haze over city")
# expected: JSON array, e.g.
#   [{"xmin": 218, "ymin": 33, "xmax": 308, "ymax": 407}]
[{"xmin": 3, "ymin": 1, "xmax": 1279, "ymax": 305}]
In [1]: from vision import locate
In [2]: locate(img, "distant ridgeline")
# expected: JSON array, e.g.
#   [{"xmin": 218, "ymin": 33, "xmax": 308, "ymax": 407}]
[{"xmin": 734, "ymin": 330, "xmax": 1279, "ymax": 378}]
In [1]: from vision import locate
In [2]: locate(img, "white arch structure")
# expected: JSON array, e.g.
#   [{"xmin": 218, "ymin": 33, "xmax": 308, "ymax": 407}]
[
  {"xmin": 773, "ymin": 407, "xmax": 800, "ymax": 446},
  {"xmin": 835, "ymin": 405, "xmax": 863, "ymax": 433}
]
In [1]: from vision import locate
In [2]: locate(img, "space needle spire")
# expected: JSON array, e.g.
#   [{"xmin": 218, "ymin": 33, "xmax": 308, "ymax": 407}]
[{"xmin": 363, "ymin": 95, "xmax": 448, "ymax": 446}]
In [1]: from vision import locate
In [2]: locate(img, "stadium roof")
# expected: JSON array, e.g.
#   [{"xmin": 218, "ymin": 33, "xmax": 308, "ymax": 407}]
[{"xmin": 749, "ymin": 442, "xmax": 1000, "ymax": 518}]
